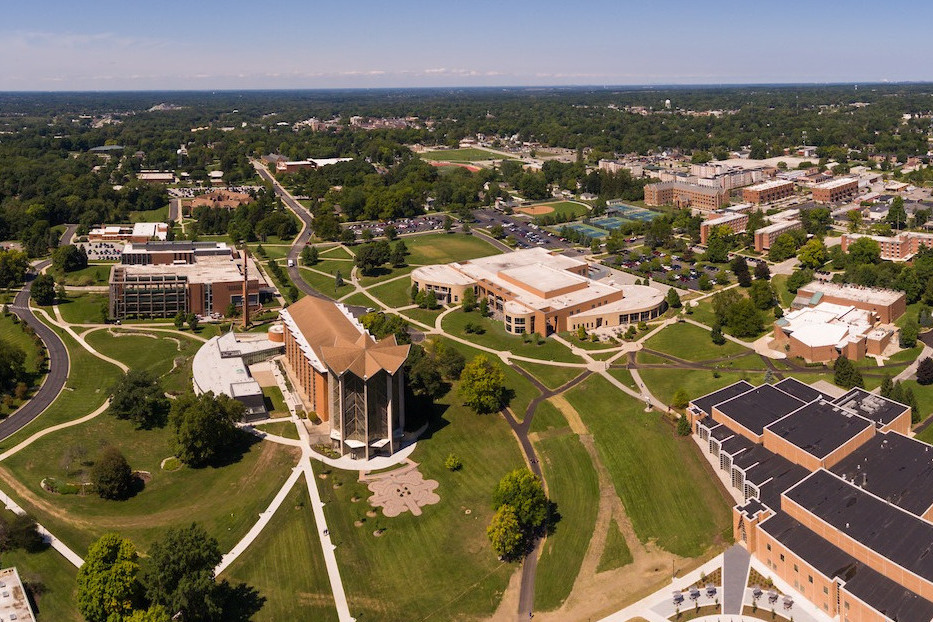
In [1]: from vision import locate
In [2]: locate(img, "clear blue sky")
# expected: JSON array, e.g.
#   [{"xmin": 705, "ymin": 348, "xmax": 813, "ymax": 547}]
[{"xmin": 1, "ymin": 0, "xmax": 931, "ymax": 90}]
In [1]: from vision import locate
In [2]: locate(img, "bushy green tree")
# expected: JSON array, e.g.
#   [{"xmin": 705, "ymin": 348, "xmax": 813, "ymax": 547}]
[
  {"xmin": 458, "ymin": 355, "xmax": 508, "ymax": 414},
  {"xmin": 109, "ymin": 370, "xmax": 169, "ymax": 428},
  {"xmin": 833, "ymin": 356, "xmax": 864, "ymax": 389},
  {"xmin": 51, "ymin": 244, "xmax": 88, "ymax": 273},
  {"xmin": 754, "ymin": 261, "xmax": 771, "ymax": 281},
  {"xmin": 666, "ymin": 288, "xmax": 682, "ymax": 309},
  {"xmin": 900, "ymin": 317, "xmax": 919, "ymax": 348},
  {"xmin": 91, "ymin": 446, "xmax": 135, "ymax": 500},
  {"xmin": 487, "ymin": 504, "xmax": 524, "ymax": 560},
  {"xmin": 169, "ymin": 392, "xmax": 244, "ymax": 467},
  {"xmin": 748, "ymin": 279, "xmax": 776, "ymax": 310},
  {"xmin": 672, "ymin": 388, "xmax": 690, "ymax": 409},
  {"xmin": 300, "ymin": 245, "xmax": 318, "ymax": 266},
  {"xmin": 31, "ymin": 273, "xmax": 56, "ymax": 306},
  {"xmin": 77, "ymin": 534, "xmax": 143, "ymax": 622},
  {"xmin": 144, "ymin": 524, "xmax": 224, "ymax": 622},
  {"xmin": 917, "ymin": 357, "xmax": 933, "ymax": 386},
  {"xmin": 797, "ymin": 239, "xmax": 828, "ymax": 269},
  {"xmin": 768, "ymin": 233, "xmax": 798, "ymax": 262},
  {"xmin": 126, "ymin": 606, "xmax": 172, "ymax": 622},
  {"xmin": 462, "ymin": 287, "xmax": 476, "ymax": 312}
]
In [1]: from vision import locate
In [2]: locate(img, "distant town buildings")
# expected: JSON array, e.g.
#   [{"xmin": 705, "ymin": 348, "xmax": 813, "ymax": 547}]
[
  {"xmin": 137, "ymin": 171, "xmax": 175, "ymax": 184},
  {"xmin": 108, "ymin": 241, "xmax": 266, "ymax": 320},
  {"xmin": 411, "ymin": 247, "xmax": 667, "ymax": 336},
  {"xmin": 275, "ymin": 157, "xmax": 353, "ymax": 174},
  {"xmin": 88, "ymin": 222, "xmax": 169, "ymax": 244},
  {"xmin": 190, "ymin": 190, "xmax": 253, "ymax": 210}
]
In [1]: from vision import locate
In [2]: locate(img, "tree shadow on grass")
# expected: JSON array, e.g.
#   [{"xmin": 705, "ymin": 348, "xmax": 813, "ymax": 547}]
[
  {"xmin": 199, "ymin": 430, "xmax": 262, "ymax": 470},
  {"xmin": 217, "ymin": 580, "xmax": 266, "ymax": 622}
]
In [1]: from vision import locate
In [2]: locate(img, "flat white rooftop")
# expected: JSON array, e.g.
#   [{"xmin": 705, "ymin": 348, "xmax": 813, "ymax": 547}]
[
  {"xmin": 746, "ymin": 179, "xmax": 794, "ymax": 191},
  {"xmin": 814, "ymin": 177, "xmax": 857, "ymax": 190},
  {"xmin": 800, "ymin": 280, "xmax": 904, "ymax": 306},
  {"xmin": 704, "ymin": 212, "xmax": 747, "ymax": 226}
]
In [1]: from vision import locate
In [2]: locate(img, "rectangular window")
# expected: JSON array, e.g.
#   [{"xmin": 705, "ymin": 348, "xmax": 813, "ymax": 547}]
[
  {"xmin": 780, "ymin": 554, "xmax": 785, "ymax": 562},
  {"xmin": 809, "ymin": 576, "xmax": 813, "ymax": 583}
]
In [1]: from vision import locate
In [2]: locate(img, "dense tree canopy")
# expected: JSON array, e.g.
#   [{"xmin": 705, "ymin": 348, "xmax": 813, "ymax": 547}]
[{"xmin": 169, "ymin": 392, "xmax": 245, "ymax": 467}]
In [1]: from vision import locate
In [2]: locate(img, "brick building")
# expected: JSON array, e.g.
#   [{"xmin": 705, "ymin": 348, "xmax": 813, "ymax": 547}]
[
  {"xmin": 753, "ymin": 220, "xmax": 803, "ymax": 252},
  {"xmin": 812, "ymin": 177, "xmax": 858, "ymax": 203},
  {"xmin": 108, "ymin": 241, "xmax": 265, "ymax": 319},
  {"xmin": 841, "ymin": 231, "xmax": 933, "ymax": 262},
  {"xmin": 280, "ymin": 296, "xmax": 410, "ymax": 458},
  {"xmin": 742, "ymin": 179, "xmax": 795, "ymax": 204},
  {"xmin": 686, "ymin": 378, "xmax": 927, "ymax": 620},
  {"xmin": 643, "ymin": 181, "xmax": 727, "ymax": 212},
  {"xmin": 699, "ymin": 212, "xmax": 749, "ymax": 244}
]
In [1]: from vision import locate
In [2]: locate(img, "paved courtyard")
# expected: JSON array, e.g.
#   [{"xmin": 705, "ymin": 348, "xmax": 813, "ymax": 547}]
[{"xmin": 364, "ymin": 462, "xmax": 440, "ymax": 517}]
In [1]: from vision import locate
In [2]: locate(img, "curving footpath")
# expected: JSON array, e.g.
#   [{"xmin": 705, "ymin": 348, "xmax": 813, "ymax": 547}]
[{"xmin": 0, "ymin": 260, "xmax": 69, "ymax": 441}]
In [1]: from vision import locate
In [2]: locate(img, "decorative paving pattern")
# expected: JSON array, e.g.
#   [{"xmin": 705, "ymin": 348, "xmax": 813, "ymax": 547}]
[{"xmin": 365, "ymin": 464, "xmax": 439, "ymax": 517}]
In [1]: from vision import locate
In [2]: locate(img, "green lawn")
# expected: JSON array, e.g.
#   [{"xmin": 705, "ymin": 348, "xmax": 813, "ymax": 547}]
[
  {"xmin": 55, "ymin": 264, "xmax": 112, "ymax": 287},
  {"xmin": 0, "ymin": 413, "xmax": 300, "ymax": 555},
  {"xmin": 252, "ymin": 244, "xmax": 291, "ymax": 261},
  {"xmin": 84, "ymin": 329, "xmax": 200, "ymax": 378},
  {"xmin": 638, "ymin": 368, "xmax": 756, "ymax": 407},
  {"xmin": 298, "ymin": 267, "xmax": 354, "ymax": 299},
  {"xmin": 57, "ymin": 293, "xmax": 109, "ymax": 324},
  {"xmin": 404, "ymin": 233, "xmax": 501, "ymax": 266},
  {"xmin": 400, "ymin": 307, "xmax": 442, "ymax": 329},
  {"xmin": 529, "ymin": 399, "xmax": 570, "ymax": 435},
  {"xmin": 436, "ymin": 337, "xmax": 540, "ymax": 420},
  {"xmin": 643, "ymin": 322, "xmax": 748, "ymax": 361},
  {"xmin": 903, "ymin": 380, "xmax": 933, "ymax": 424},
  {"xmin": 516, "ymin": 361, "xmax": 584, "ymax": 390},
  {"xmin": 0, "ymin": 323, "xmax": 123, "ymax": 454},
  {"xmin": 526, "ymin": 201, "xmax": 590, "ymax": 219},
  {"xmin": 608, "ymin": 368, "xmax": 637, "ymax": 391},
  {"xmin": 2, "ymin": 545, "xmax": 80, "ymax": 621},
  {"xmin": 317, "ymin": 380, "xmax": 526, "ymax": 621},
  {"xmin": 317, "ymin": 245, "xmax": 354, "ymax": 260},
  {"xmin": 566, "ymin": 375, "xmax": 732, "ymax": 558},
  {"xmin": 0, "ymin": 312, "xmax": 43, "ymax": 375},
  {"xmin": 358, "ymin": 265, "xmax": 417, "ymax": 288},
  {"xmin": 128, "ymin": 204, "xmax": 169, "ymax": 223},
  {"xmin": 596, "ymin": 518, "xmax": 634, "ymax": 573},
  {"xmin": 533, "ymin": 432, "xmax": 599, "ymax": 611},
  {"xmin": 418, "ymin": 148, "xmax": 509, "ymax": 162},
  {"xmin": 557, "ymin": 332, "xmax": 621, "ymax": 352},
  {"xmin": 310, "ymin": 258, "xmax": 355, "ymax": 277},
  {"xmin": 222, "ymin": 481, "xmax": 338, "ymax": 622},
  {"xmin": 255, "ymin": 420, "xmax": 300, "ymax": 440},
  {"xmin": 442, "ymin": 311, "xmax": 582, "ymax": 364},
  {"xmin": 771, "ymin": 274, "xmax": 795, "ymax": 307},
  {"xmin": 339, "ymin": 293, "xmax": 376, "ymax": 308},
  {"xmin": 261, "ymin": 386, "xmax": 289, "ymax": 416},
  {"xmin": 367, "ymin": 278, "xmax": 416, "ymax": 309}
]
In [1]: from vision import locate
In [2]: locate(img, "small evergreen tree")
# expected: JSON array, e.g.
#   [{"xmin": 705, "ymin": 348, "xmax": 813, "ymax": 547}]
[
  {"xmin": 665, "ymin": 288, "xmax": 682, "ymax": 309},
  {"xmin": 917, "ymin": 357, "xmax": 933, "ymax": 386},
  {"xmin": 462, "ymin": 288, "xmax": 476, "ymax": 312}
]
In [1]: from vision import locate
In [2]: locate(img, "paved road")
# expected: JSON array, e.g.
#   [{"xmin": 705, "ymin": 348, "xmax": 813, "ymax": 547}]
[
  {"xmin": 0, "ymin": 260, "xmax": 69, "ymax": 441},
  {"xmin": 251, "ymin": 160, "xmax": 330, "ymax": 300},
  {"xmin": 169, "ymin": 198, "xmax": 181, "ymax": 223},
  {"xmin": 60, "ymin": 224, "xmax": 78, "ymax": 247}
]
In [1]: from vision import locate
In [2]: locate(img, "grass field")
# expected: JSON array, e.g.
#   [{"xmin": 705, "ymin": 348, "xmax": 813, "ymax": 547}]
[
  {"xmin": 128, "ymin": 204, "xmax": 169, "ymax": 223},
  {"xmin": 566, "ymin": 375, "xmax": 732, "ymax": 557},
  {"xmin": 0, "ymin": 323, "xmax": 123, "ymax": 454},
  {"xmin": 0, "ymin": 413, "xmax": 300, "ymax": 555},
  {"xmin": 310, "ymin": 258, "xmax": 355, "ymax": 277},
  {"xmin": 516, "ymin": 361, "xmax": 584, "ymax": 390},
  {"xmin": 533, "ymin": 432, "xmax": 599, "ymax": 611},
  {"xmin": 404, "ymin": 233, "xmax": 500, "ymax": 265},
  {"xmin": 56, "ymin": 264, "xmax": 112, "ymax": 287},
  {"xmin": 318, "ymin": 245, "xmax": 354, "ymax": 260},
  {"xmin": 299, "ymin": 267, "xmax": 354, "ymax": 299},
  {"xmin": 442, "ymin": 311, "xmax": 582, "ymax": 364},
  {"xmin": 608, "ymin": 368, "xmax": 637, "ymax": 391},
  {"xmin": 339, "ymin": 292, "xmax": 376, "ymax": 308},
  {"xmin": 84, "ymin": 329, "xmax": 200, "ymax": 378},
  {"xmin": 222, "ymin": 481, "xmax": 338, "ymax": 622},
  {"xmin": 316, "ymin": 377, "xmax": 525, "ymax": 621},
  {"xmin": 358, "ymin": 265, "xmax": 417, "ymax": 288},
  {"xmin": 0, "ymin": 312, "xmax": 43, "ymax": 375},
  {"xmin": 596, "ymin": 518, "xmax": 633, "ymax": 573},
  {"xmin": 252, "ymin": 244, "xmax": 291, "ymax": 261},
  {"xmin": 523, "ymin": 201, "xmax": 590, "ymax": 219},
  {"xmin": 529, "ymin": 399, "xmax": 570, "ymax": 435},
  {"xmin": 903, "ymin": 380, "xmax": 933, "ymax": 425},
  {"xmin": 400, "ymin": 307, "xmax": 442, "ymax": 329},
  {"xmin": 418, "ymin": 148, "xmax": 508, "ymax": 162},
  {"xmin": 2, "ymin": 544, "xmax": 80, "ymax": 621},
  {"xmin": 771, "ymin": 274, "xmax": 795, "ymax": 307},
  {"xmin": 638, "ymin": 368, "xmax": 755, "ymax": 407},
  {"xmin": 255, "ymin": 420, "xmax": 300, "ymax": 440},
  {"xmin": 643, "ymin": 322, "xmax": 749, "ymax": 361},
  {"xmin": 367, "ymin": 277, "xmax": 416, "ymax": 309},
  {"xmin": 57, "ymin": 293, "xmax": 109, "ymax": 324}
]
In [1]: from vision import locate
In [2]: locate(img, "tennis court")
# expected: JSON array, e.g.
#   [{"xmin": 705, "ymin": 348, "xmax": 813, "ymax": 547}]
[
  {"xmin": 608, "ymin": 203, "xmax": 660, "ymax": 222},
  {"xmin": 590, "ymin": 216, "xmax": 629, "ymax": 230},
  {"xmin": 561, "ymin": 222, "xmax": 608, "ymax": 239}
]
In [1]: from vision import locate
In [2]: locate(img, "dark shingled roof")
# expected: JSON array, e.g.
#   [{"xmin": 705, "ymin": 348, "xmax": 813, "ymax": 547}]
[
  {"xmin": 833, "ymin": 387, "xmax": 910, "ymax": 428},
  {"xmin": 784, "ymin": 470, "xmax": 933, "ymax": 583},
  {"xmin": 690, "ymin": 380, "xmax": 754, "ymax": 417},
  {"xmin": 772, "ymin": 377, "xmax": 832, "ymax": 403},
  {"xmin": 831, "ymin": 432, "xmax": 933, "ymax": 517},
  {"xmin": 843, "ymin": 566, "xmax": 933, "ymax": 622},
  {"xmin": 764, "ymin": 399, "xmax": 873, "ymax": 459},
  {"xmin": 759, "ymin": 512, "xmax": 858, "ymax": 580},
  {"xmin": 714, "ymin": 384, "xmax": 805, "ymax": 436}
]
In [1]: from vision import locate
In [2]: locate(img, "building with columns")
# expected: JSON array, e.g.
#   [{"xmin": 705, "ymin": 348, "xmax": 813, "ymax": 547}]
[{"xmin": 279, "ymin": 296, "xmax": 410, "ymax": 459}]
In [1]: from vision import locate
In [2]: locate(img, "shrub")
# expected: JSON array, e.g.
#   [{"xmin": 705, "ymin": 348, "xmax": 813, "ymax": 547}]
[
  {"xmin": 444, "ymin": 454, "xmax": 463, "ymax": 471},
  {"xmin": 91, "ymin": 446, "xmax": 135, "ymax": 500}
]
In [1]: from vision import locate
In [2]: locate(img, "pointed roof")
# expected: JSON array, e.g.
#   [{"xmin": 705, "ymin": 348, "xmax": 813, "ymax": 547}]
[{"xmin": 282, "ymin": 296, "xmax": 409, "ymax": 379}]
